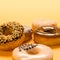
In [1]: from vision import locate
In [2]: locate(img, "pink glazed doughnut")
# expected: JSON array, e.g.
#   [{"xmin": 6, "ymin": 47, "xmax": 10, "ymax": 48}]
[{"xmin": 12, "ymin": 44, "xmax": 53, "ymax": 60}]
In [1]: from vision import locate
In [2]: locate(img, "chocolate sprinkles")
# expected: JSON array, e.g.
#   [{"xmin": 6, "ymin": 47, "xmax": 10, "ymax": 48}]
[{"xmin": 19, "ymin": 44, "xmax": 37, "ymax": 51}]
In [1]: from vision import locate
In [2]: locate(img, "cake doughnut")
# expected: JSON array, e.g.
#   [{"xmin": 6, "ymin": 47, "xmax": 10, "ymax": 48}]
[
  {"xmin": 23, "ymin": 26, "xmax": 32, "ymax": 42},
  {"xmin": 32, "ymin": 19, "xmax": 60, "ymax": 45},
  {"xmin": 0, "ymin": 22, "xmax": 25, "ymax": 50},
  {"xmin": 12, "ymin": 44, "xmax": 53, "ymax": 60}
]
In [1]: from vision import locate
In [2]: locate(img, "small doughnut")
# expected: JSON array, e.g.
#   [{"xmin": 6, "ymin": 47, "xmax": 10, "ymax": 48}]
[
  {"xmin": 23, "ymin": 26, "xmax": 32, "ymax": 42},
  {"xmin": 0, "ymin": 22, "xmax": 25, "ymax": 50},
  {"xmin": 32, "ymin": 19, "xmax": 60, "ymax": 45},
  {"xmin": 12, "ymin": 44, "xmax": 53, "ymax": 60}
]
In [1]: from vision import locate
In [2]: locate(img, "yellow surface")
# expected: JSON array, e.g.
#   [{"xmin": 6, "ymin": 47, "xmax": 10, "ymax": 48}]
[{"xmin": 0, "ymin": 0, "xmax": 60, "ymax": 60}]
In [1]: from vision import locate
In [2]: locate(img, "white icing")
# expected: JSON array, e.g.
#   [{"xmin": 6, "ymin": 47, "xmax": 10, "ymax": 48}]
[
  {"xmin": 23, "ymin": 26, "xmax": 32, "ymax": 33},
  {"xmin": 33, "ymin": 19, "xmax": 56, "ymax": 27},
  {"xmin": 13, "ymin": 44, "xmax": 53, "ymax": 60}
]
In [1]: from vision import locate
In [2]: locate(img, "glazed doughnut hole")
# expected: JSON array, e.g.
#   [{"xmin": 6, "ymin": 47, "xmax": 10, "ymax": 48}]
[
  {"xmin": 19, "ymin": 44, "xmax": 40, "ymax": 55},
  {"xmin": 1, "ymin": 25, "xmax": 12, "ymax": 35},
  {"xmin": 26, "ymin": 47, "xmax": 40, "ymax": 55}
]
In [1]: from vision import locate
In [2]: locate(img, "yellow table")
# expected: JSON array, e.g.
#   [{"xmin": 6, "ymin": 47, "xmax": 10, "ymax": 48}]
[
  {"xmin": 0, "ymin": 0, "xmax": 60, "ymax": 60},
  {"xmin": 0, "ymin": 40, "xmax": 60, "ymax": 60}
]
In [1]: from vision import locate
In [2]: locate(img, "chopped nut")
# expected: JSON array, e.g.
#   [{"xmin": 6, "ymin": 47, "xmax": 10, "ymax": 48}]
[{"xmin": 0, "ymin": 22, "xmax": 24, "ymax": 44}]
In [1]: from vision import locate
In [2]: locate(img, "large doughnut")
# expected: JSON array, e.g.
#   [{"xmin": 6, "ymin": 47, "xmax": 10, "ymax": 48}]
[
  {"xmin": 32, "ymin": 19, "xmax": 60, "ymax": 45},
  {"xmin": 0, "ymin": 22, "xmax": 25, "ymax": 50},
  {"xmin": 12, "ymin": 44, "xmax": 53, "ymax": 60}
]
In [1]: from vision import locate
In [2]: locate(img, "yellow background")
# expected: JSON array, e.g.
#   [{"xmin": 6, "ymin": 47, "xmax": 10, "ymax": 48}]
[{"xmin": 0, "ymin": 0, "xmax": 60, "ymax": 60}]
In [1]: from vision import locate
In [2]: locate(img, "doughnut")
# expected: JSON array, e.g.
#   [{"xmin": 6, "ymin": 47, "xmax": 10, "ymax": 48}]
[
  {"xmin": 32, "ymin": 19, "xmax": 60, "ymax": 45},
  {"xmin": 23, "ymin": 26, "xmax": 32, "ymax": 42},
  {"xmin": 0, "ymin": 22, "xmax": 25, "ymax": 50},
  {"xmin": 12, "ymin": 44, "xmax": 53, "ymax": 60}
]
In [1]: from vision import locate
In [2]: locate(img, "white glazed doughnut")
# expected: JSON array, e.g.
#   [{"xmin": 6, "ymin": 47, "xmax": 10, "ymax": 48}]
[{"xmin": 12, "ymin": 44, "xmax": 53, "ymax": 60}]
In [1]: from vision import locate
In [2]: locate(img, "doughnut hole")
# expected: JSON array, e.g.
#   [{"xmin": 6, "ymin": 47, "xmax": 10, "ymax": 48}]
[
  {"xmin": 26, "ymin": 47, "xmax": 40, "ymax": 55},
  {"xmin": 2, "ymin": 26, "xmax": 12, "ymax": 35}
]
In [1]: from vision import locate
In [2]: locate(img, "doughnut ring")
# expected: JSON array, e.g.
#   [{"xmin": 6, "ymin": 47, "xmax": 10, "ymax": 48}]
[
  {"xmin": 12, "ymin": 44, "xmax": 53, "ymax": 60},
  {"xmin": 0, "ymin": 22, "xmax": 25, "ymax": 50}
]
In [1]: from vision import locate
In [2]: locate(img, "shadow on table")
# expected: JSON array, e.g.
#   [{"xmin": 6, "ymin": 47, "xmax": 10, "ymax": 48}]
[
  {"xmin": 0, "ymin": 50, "xmax": 12, "ymax": 56},
  {"xmin": 50, "ymin": 44, "xmax": 60, "ymax": 49},
  {"xmin": 24, "ymin": 38, "xmax": 60, "ymax": 49}
]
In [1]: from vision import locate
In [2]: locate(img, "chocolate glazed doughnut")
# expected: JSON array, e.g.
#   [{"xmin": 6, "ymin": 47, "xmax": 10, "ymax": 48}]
[
  {"xmin": 0, "ymin": 22, "xmax": 25, "ymax": 50},
  {"xmin": 32, "ymin": 19, "xmax": 60, "ymax": 45}
]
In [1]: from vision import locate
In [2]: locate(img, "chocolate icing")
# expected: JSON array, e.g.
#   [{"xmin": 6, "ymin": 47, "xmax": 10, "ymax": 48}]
[{"xmin": 35, "ymin": 26, "xmax": 60, "ymax": 37}]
